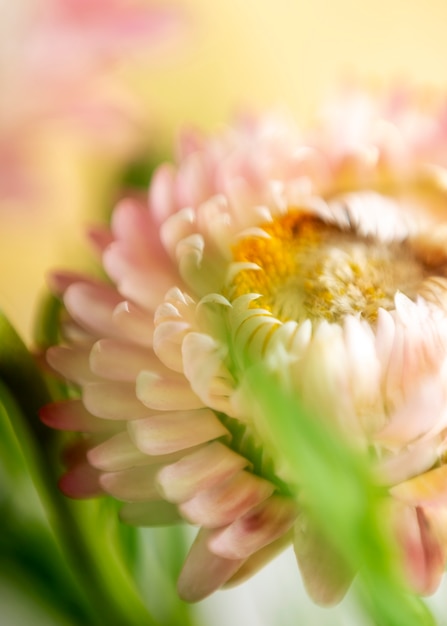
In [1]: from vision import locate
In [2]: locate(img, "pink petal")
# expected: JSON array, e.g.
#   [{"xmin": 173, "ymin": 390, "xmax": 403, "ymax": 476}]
[
  {"xmin": 83, "ymin": 381, "xmax": 157, "ymax": 420},
  {"xmin": 100, "ymin": 465, "xmax": 163, "ymax": 502},
  {"xmin": 104, "ymin": 242, "xmax": 174, "ymax": 311},
  {"xmin": 40, "ymin": 399, "xmax": 123, "ymax": 433},
  {"xmin": 47, "ymin": 271, "xmax": 98, "ymax": 296},
  {"xmin": 91, "ymin": 436, "xmax": 198, "ymax": 472},
  {"xmin": 374, "ymin": 439, "xmax": 439, "ymax": 486},
  {"xmin": 148, "ymin": 163, "xmax": 177, "ymax": 225},
  {"xmin": 59, "ymin": 451, "xmax": 103, "ymax": 499},
  {"xmin": 89, "ymin": 339, "xmax": 159, "ymax": 381},
  {"xmin": 376, "ymin": 378, "xmax": 446, "ymax": 447},
  {"xmin": 177, "ymin": 528, "xmax": 244, "ymax": 602},
  {"xmin": 87, "ymin": 225, "xmax": 114, "ymax": 253},
  {"xmin": 127, "ymin": 408, "xmax": 228, "ymax": 456},
  {"xmin": 136, "ymin": 370, "xmax": 205, "ymax": 411},
  {"xmin": 157, "ymin": 442, "xmax": 248, "ymax": 503},
  {"xmin": 112, "ymin": 301, "xmax": 154, "ymax": 347},
  {"xmin": 160, "ymin": 207, "xmax": 196, "ymax": 258},
  {"xmin": 64, "ymin": 282, "xmax": 123, "ymax": 337},
  {"xmin": 225, "ymin": 530, "xmax": 294, "ymax": 587},
  {"xmin": 174, "ymin": 151, "xmax": 213, "ymax": 209},
  {"xmin": 47, "ymin": 346, "xmax": 97, "ymax": 384},
  {"xmin": 396, "ymin": 505, "xmax": 445, "ymax": 595},
  {"xmin": 87, "ymin": 431, "xmax": 149, "ymax": 471},
  {"xmin": 179, "ymin": 470, "xmax": 275, "ymax": 528},
  {"xmin": 59, "ymin": 465, "xmax": 103, "ymax": 499},
  {"xmin": 207, "ymin": 495, "xmax": 297, "ymax": 560}
]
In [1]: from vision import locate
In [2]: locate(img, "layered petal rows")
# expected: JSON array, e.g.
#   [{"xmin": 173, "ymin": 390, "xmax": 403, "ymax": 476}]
[{"xmin": 42, "ymin": 90, "xmax": 447, "ymax": 603}]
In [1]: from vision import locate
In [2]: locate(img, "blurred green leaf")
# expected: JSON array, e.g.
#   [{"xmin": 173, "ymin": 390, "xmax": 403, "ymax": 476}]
[
  {"xmin": 137, "ymin": 526, "xmax": 197, "ymax": 626},
  {"xmin": 0, "ymin": 311, "xmax": 162, "ymax": 626},
  {"xmin": 33, "ymin": 292, "xmax": 63, "ymax": 351},
  {"xmin": 245, "ymin": 365, "xmax": 436, "ymax": 626}
]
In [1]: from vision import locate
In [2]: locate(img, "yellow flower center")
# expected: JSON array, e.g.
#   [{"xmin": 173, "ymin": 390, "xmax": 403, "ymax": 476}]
[{"xmin": 230, "ymin": 211, "xmax": 426, "ymax": 323}]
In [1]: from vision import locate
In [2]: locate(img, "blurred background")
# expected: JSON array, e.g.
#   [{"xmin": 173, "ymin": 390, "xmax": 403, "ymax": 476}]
[{"xmin": 2, "ymin": 0, "xmax": 447, "ymax": 624}]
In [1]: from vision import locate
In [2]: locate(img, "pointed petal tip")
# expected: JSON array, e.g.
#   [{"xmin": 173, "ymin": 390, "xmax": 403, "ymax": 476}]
[{"xmin": 177, "ymin": 529, "xmax": 244, "ymax": 603}]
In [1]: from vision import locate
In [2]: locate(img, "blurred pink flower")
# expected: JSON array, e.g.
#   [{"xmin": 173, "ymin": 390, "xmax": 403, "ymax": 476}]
[
  {"xmin": 42, "ymin": 89, "xmax": 447, "ymax": 604},
  {"xmin": 0, "ymin": 0, "xmax": 182, "ymax": 201}
]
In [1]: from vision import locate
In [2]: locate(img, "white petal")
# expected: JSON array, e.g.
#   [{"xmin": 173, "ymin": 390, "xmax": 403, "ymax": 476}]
[
  {"xmin": 374, "ymin": 439, "xmax": 439, "ymax": 486},
  {"xmin": 100, "ymin": 465, "xmax": 163, "ymax": 502},
  {"xmin": 89, "ymin": 339, "xmax": 159, "ymax": 382},
  {"xmin": 112, "ymin": 301, "xmax": 154, "ymax": 347},
  {"xmin": 179, "ymin": 470, "xmax": 274, "ymax": 528},
  {"xmin": 64, "ymin": 282, "xmax": 123, "ymax": 338},
  {"xmin": 160, "ymin": 207, "xmax": 196, "ymax": 258},
  {"xmin": 182, "ymin": 333, "xmax": 235, "ymax": 414},
  {"xmin": 207, "ymin": 495, "xmax": 297, "ymax": 560},
  {"xmin": 177, "ymin": 528, "xmax": 244, "ymax": 602},
  {"xmin": 88, "ymin": 432, "xmax": 150, "ymax": 471},
  {"xmin": 136, "ymin": 370, "xmax": 205, "ymax": 410},
  {"xmin": 47, "ymin": 346, "xmax": 97, "ymax": 384},
  {"xmin": 376, "ymin": 379, "xmax": 447, "ymax": 447},
  {"xmin": 157, "ymin": 442, "xmax": 248, "ymax": 503},
  {"xmin": 83, "ymin": 382, "xmax": 157, "ymax": 420},
  {"xmin": 127, "ymin": 409, "xmax": 228, "ymax": 455},
  {"xmin": 153, "ymin": 320, "xmax": 191, "ymax": 372}
]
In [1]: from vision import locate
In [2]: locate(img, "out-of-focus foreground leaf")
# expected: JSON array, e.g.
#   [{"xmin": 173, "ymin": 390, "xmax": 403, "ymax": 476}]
[{"xmin": 245, "ymin": 365, "xmax": 436, "ymax": 626}]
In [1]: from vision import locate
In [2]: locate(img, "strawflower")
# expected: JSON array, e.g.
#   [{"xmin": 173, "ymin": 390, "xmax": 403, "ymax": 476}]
[
  {"xmin": 0, "ymin": 0, "xmax": 181, "ymax": 201},
  {"xmin": 41, "ymin": 89, "xmax": 447, "ymax": 605}
]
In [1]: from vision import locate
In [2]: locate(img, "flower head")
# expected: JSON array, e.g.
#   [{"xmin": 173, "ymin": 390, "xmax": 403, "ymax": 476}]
[{"xmin": 42, "ymin": 89, "xmax": 447, "ymax": 604}]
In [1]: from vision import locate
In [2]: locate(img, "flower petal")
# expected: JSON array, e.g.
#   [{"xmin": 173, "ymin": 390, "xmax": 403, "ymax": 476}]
[
  {"xmin": 47, "ymin": 346, "xmax": 97, "ymax": 384},
  {"xmin": 391, "ymin": 465, "xmax": 447, "ymax": 505},
  {"xmin": 224, "ymin": 530, "xmax": 293, "ymax": 587},
  {"xmin": 396, "ymin": 505, "xmax": 445, "ymax": 595},
  {"xmin": 88, "ymin": 432, "xmax": 150, "ymax": 471},
  {"xmin": 127, "ymin": 409, "xmax": 228, "ymax": 456},
  {"xmin": 177, "ymin": 528, "xmax": 244, "ymax": 602},
  {"xmin": 207, "ymin": 495, "xmax": 297, "ymax": 560},
  {"xmin": 64, "ymin": 282, "xmax": 123, "ymax": 337},
  {"xmin": 59, "ymin": 462, "xmax": 103, "ymax": 499},
  {"xmin": 179, "ymin": 470, "xmax": 275, "ymax": 528},
  {"xmin": 100, "ymin": 465, "xmax": 163, "ymax": 502},
  {"xmin": 157, "ymin": 442, "xmax": 249, "ymax": 503},
  {"xmin": 136, "ymin": 370, "xmax": 205, "ymax": 410},
  {"xmin": 40, "ymin": 399, "xmax": 123, "ymax": 433},
  {"xmin": 89, "ymin": 339, "xmax": 160, "ymax": 382},
  {"xmin": 112, "ymin": 301, "xmax": 154, "ymax": 347},
  {"xmin": 83, "ymin": 382, "xmax": 157, "ymax": 420}
]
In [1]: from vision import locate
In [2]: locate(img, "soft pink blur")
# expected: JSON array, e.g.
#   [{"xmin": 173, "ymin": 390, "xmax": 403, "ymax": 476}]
[{"xmin": 0, "ymin": 0, "xmax": 181, "ymax": 202}]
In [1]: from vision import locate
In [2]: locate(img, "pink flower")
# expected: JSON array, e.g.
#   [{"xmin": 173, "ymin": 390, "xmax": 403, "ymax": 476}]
[
  {"xmin": 42, "ymin": 89, "xmax": 447, "ymax": 604},
  {"xmin": 0, "ymin": 0, "xmax": 182, "ymax": 201}
]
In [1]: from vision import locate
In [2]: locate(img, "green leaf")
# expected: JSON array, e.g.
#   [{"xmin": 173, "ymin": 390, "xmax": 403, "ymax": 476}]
[
  {"xmin": 0, "ymin": 311, "xmax": 161, "ymax": 626},
  {"xmin": 245, "ymin": 365, "xmax": 436, "ymax": 626}
]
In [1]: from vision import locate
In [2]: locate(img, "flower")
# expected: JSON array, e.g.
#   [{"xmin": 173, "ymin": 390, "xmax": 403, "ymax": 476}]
[
  {"xmin": 0, "ymin": 0, "xmax": 182, "ymax": 202},
  {"xmin": 42, "ymin": 89, "xmax": 447, "ymax": 605}
]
